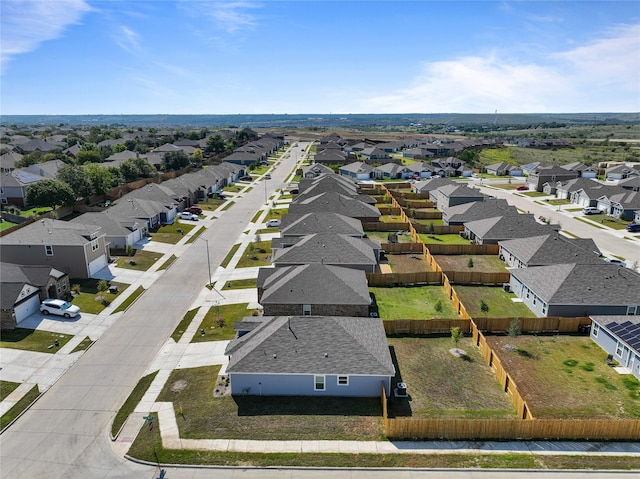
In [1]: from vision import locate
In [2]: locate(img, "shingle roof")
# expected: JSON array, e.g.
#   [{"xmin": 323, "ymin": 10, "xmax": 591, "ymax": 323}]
[
  {"xmin": 444, "ymin": 199, "xmax": 518, "ymax": 225},
  {"xmin": 0, "ymin": 218, "xmax": 102, "ymax": 246},
  {"xmin": 511, "ymin": 263, "xmax": 640, "ymax": 305},
  {"xmin": 272, "ymin": 233, "xmax": 378, "ymax": 267},
  {"xmin": 280, "ymin": 212, "xmax": 364, "ymax": 237},
  {"xmin": 465, "ymin": 215, "xmax": 555, "ymax": 242},
  {"xmin": 288, "ymin": 192, "xmax": 381, "ymax": 219},
  {"xmin": 259, "ymin": 264, "xmax": 370, "ymax": 305},
  {"xmin": 499, "ymin": 234, "xmax": 602, "ymax": 266},
  {"xmin": 225, "ymin": 315, "xmax": 395, "ymax": 376}
]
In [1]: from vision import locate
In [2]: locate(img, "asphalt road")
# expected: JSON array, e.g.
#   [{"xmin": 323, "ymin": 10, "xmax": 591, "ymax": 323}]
[
  {"xmin": 474, "ymin": 179, "xmax": 640, "ymax": 268},
  {"xmin": 0, "ymin": 144, "xmax": 303, "ymax": 479}
]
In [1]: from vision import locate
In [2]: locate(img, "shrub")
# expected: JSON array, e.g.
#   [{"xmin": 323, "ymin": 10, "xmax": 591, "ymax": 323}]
[
  {"xmin": 97, "ymin": 280, "xmax": 108, "ymax": 293},
  {"xmin": 215, "ymin": 317, "xmax": 225, "ymax": 328},
  {"xmin": 467, "ymin": 257, "xmax": 474, "ymax": 268},
  {"xmin": 480, "ymin": 299, "xmax": 489, "ymax": 313},
  {"xmin": 434, "ymin": 300, "xmax": 443, "ymax": 312},
  {"xmin": 72, "ymin": 284, "xmax": 81, "ymax": 295},
  {"xmin": 507, "ymin": 318, "xmax": 521, "ymax": 338},
  {"xmin": 126, "ymin": 244, "xmax": 134, "ymax": 256}
]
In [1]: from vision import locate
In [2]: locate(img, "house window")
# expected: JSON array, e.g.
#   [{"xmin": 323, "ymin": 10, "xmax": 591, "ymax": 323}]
[
  {"xmin": 1, "ymin": 197, "xmax": 6, "ymax": 205},
  {"xmin": 592, "ymin": 323, "xmax": 599, "ymax": 338},
  {"xmin": 337, "ymin": 376, "xmax": 349, "ymax": 386},
  {"xmin": 90, "ymin": 239, "xmax": 99, "ymax": 252},
  {"xmin": 44, "ymin": 245, "xmax": 54, "ymax": 256},
  {"xmin": 616, "ymin": 341, "xmax": 624, "ymax": 357},
  {"xmin": 314, "ymin": 375, "xmax": 325, "ymax": 391},
  {"xmin": 303, "ymin": 304, "xmax": 311, "ymax": 316}
]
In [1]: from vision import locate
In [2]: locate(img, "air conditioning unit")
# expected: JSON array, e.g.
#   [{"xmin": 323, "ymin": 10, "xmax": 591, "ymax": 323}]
[
  {"xmin": 395, "ymin": 382, "xmax": 408, "ymax": 397},
  {"xmin": 503, "ymin": 283, "xmax": 512, "ymax": 292}
]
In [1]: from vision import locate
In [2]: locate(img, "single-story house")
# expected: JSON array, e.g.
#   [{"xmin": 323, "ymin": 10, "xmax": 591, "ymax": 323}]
[
  {"xmin": 280, "ymin": 212, "xmax": 364, "ymax": 238},
  {"xmin": 498, "ymin": 234, "xmax": 602, "ymax": 268},
  {"xmin": 590, "ymin": 315, "xmax": 640, "ymax": 380},
  {"xmin": 597, "ymin": 191, "xmax": 640, "ymax": 221},
  {"xmin": 257, "ymin": 264, "xmax": 371, "ymax": 317},
  {"xmin": 430, "ymin": 184, "xmax": 487, "ymax": 210},
  {"xmin": 561, "ymin": 162, "xmax": 598, "ymax": 179},
  {"xmin": 338, "ymin": 162, "xmax": 374, "ymax": 181},
  {"xmin": 463, "ymin": 214, "xmax": 556, "ymax": 245},
  {"xmin": 288, "ymin": 192, "xmax": 381, "ymax": 223},
  {"xmin": 485, "ymin": 162, "xmax": 523, "ymax": 176},
  {"xmin": 509, "ymin": 263, "xmax": 640, "ymax": 317},
  {"xmin": 224, "ymin": 315, "xmax": 395, "ymax": 397},
  {"xmin": 605, "ymin": 165, "xmax": 640, "ymax": 181},
  {"xmin": 442, "ymin": 199, "xmax": 518, "ymax": 225}
]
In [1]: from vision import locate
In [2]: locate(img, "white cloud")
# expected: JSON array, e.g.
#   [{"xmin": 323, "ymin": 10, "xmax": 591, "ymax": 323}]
[
  {"xmin": 0, "ymin": 0, "xmax": 92, "ymax": 73},
  {"xmin": 180, "ymin": 0, "xmax": 260, "ymax": 33},
  {"xmin": 115, "ymin": 26, "xmax": 141, "ymax": 54},
  {"xmin": 361, "ymin": 24, "xmax": 640, "ymax": 113}
]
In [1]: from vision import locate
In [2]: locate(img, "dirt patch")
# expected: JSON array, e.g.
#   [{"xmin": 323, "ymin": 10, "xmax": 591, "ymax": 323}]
[
  {"xmin": 433, "ymin": 255, "xmax": 507, "ymax": 273},
  {"xmin": 171, "ymin": 380, "xmax": 188, "ymax": 393},
  {"xmin": 387, "ymin": 253, "xmax": 432, "ymax": 273},
  {"xmin": 213, "ymin": 375, "xmax": 231, "ymax": 398}
]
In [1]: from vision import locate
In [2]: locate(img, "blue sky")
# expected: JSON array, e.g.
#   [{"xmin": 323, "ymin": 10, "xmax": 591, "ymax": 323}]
[{"xmin": 1, "ymin": 0, "xmax": 638, "ymax": 114}]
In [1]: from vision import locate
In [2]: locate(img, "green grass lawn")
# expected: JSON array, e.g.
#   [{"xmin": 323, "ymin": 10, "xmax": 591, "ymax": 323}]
[
  {"xmin": 112, "ymin": 286, "xmax": 145, "ymax": 313},
  {"xmin": 0, "ymin": 385, "xmax": 39, "ymax": 430},
  {"xmin": 411, "ymin": 218, "xmax": 444, "ymax": 226},
  {"xmin": 236, "ymin": 240, "xmax": 272, "ymax": 268},
  {"xmin": 433, "ymin": 255, "xmax": 508, "ymax": 273},
  {"xmin": 192, "ymin": 303, "xmax": 259, "ymax": 342},
  {"xmin": 387, "ymin": 337, "xmax": 516, "ymax": 418},
  {"xmin": 0, "ymin": 380, "xmax": 21, "ymax": 401},
  {"xmin": 115, "ymin": 249, "xmax": 163, "ymax": 271},
  {"xmin": 370, "ymin": 286, "xmax": 457, "ymax": 319},
  {"xmin": 200, "ymin": 198, "xmax": 225, "ymax": 211},
  {"xmin": 0, "ymin": 329, "xmax": 73, "ymax": 353},
  {"xmin": 265, "ymin": 208, "xmax": 288, "ymax": 221},
  {"xmin": 453, "ymin": 286, "xmax": 537, "ymax": 318},
  {"xmin": 19, "ymin": 206, "xmax": 52, "ymax": 216},
  {"xmin": 221, "ymin": 201, "xmax": 235, "ymax": 211},
  {"xmin": 521, "ymin": 191, "xmax": 548, "ymax": 197},
  {"xmin": 220, "ymin": 243, "xmax": 241, "ymax": 268},
  {"xmin": 149, "ymin": 222, "xmax": 196, "ymax": 244},
  {"xmin": 365, "ymin": 231, "xmax": 416, "ymax": 243},
  {"xmin": 111, "ymin": 371, "xmax": 159, "ymax": 437},
  {"xmin": 185, "ymin": 226, "xmax": 206, "ymax": 244},
  {"xmin": 157, "ymin": 254, "xmax": 177, "ymax": 270},
  {"xmin": 0, "ymin": 220, "xmax": 18, "ymax": 231},
  {"xmin": 156, "ymin": 365, "xmax": 384, "ymax": 441},
  {"xmin": 546, "ymin": 198, "xmax": 571, "ymax": 206},
  {"xmin": 579, "ymin": 213, "xmax": 630, "ymax": 230},
  {"xmin": 69, "ymin": 279, "xmax": 129, "ymax": 314},
  {"xmin": 379, "ymin": 215, "xmax": 406, "ymax": 223},
  {"xmin": 171, "ymin": 308, "xmax": 199, "ymax": 343},
  {"xmin": 221, "ymin": 278, "xmax": 257, "ymax": 290},
  {"xmin": 574, "ymin": 217, "xmax": 606, "ymax": 230},
  {"xmin": 70, "ymin": 336, "xmax": 94, "ymax": 353},
  {"xmin": 485, "ymin": 335, "xmax": 640, "ymax": 418},
  {"xmin": 418, "ymin": 233, "xmax": 471, "ymax": 245}
]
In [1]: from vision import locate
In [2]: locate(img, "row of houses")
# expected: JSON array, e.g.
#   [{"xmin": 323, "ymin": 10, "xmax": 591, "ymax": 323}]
[{"xmin": 224, "ymin": 172, "xmax": 396, "ymax": 398}]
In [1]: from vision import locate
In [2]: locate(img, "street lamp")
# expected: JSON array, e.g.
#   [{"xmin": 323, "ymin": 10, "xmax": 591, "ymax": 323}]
[{"xmin": 264, "ymin": 176, "xmax": 269, "ymax": 205}]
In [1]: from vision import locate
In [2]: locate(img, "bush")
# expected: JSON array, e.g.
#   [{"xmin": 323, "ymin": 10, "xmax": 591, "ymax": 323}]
[
  {"xmin": 480, "ymin": 299, "xmax": 489, "ymax": 313},
  {"xmin": 72, "ymin": 284, "xmax": 81, "ymax": 295},
  {"xmin": 434, "ymin": 300, "xmax": 443, "ymax": 312},
  {"xmin": 467, "ymin": 257, "xmax": 474, "ymax": 268}
]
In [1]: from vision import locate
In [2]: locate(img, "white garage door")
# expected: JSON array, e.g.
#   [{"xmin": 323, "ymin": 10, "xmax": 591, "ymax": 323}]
[
  {"xmin": 14, "ymin": 295, "xmax": 40, "ymax": 324},
  {"xmin": 88, "ymin": 255, "xmax": 108, "ymax": 277}
]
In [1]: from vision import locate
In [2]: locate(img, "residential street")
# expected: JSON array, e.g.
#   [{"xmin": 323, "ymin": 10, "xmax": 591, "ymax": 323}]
[{"xmin": 1, "ymin": 152, "xmax": 639, "ymax": 479}]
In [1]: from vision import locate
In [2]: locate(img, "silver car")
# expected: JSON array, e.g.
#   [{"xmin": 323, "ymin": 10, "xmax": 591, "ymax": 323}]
[{"xmin": 40, "ymin": 299, "xmax": 81, "ymax": 318}]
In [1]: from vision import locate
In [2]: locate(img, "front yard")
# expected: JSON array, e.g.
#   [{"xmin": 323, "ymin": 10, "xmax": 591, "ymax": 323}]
[
  {"xmin": 191, "ymin": 303, "xmax": 259, "ymax": 342},
  {"xmin": 149, "ymin": 221, "xmax": 196, "ymax": 244},
  {"xmin": 484, "ymin": 335, "xmax": 640, "ymax": 418},
  {"xmin": 387, "ymin": 337, "xmax": 516, "ymax": 418},
  {"xmin": 70, "ymin": 279, "xmax": 130, "ymax": 314},
  {"xmin": 236, "ymin": 240, "xmax": 272, "ymax": 268},
  {"xmin": 114, "ymin": 249, "xmax": 163, "ymax": 271}
]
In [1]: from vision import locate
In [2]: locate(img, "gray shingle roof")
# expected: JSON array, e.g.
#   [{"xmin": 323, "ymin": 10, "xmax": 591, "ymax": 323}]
[
  {"xmin": 465, "ymin": 215, "xmax": 555, "ymax": 242},
  {"xmin": 272, "ymin": 233, "xmax": 378, "ymax": 268},
  {"xmin": 444, "ymin": 199, "xmax": 518, "ymax": 225},
  {"xmin": 280, "ymin": 212, "xmax": 364, "ymax": 237},
  {"xmin": 0, "ymin": 218, "xmax": 102, "ymax": 246},
  {"xmin": 499, "ymin": 234, "xmax": 602, "ymax": 266},
  {"xmin": 511, "ymin": 263, "xmax": 640, "ymax": 305},
  {"xmin": 225, "ymin": 315, "xmax": 395, "ymax": 376},
  {"xmin": 259, "ymin": 264, "xmax": 370, "ymax": 305},
  {"xmin": 288, "ymin": 192, "xmax": 381, "ymax": 219}
]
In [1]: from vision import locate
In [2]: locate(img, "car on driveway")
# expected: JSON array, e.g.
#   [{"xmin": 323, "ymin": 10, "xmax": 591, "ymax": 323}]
[
  {"xmin": 583, "ymin": 207, "xmax": 601, "ymax": 215},
  {"xmin": 239, "ymin": 176, "xmax": 252, "ymax": 181},
  {"xmin": 515, "ymin": 185, "xmax": 529, "ymax": 191},
  {"xmin": 178, "ymin": 212, "xmax": 199, "ymax": 221},
  {"xmin": 604, "ymin": 257, "xmax": 626, "ymax": 267},
  {"xmin": 266, "ymin": 219, "xmax": 281, "ymax": 228},
  {"xmin": 40, "ymin": 299, "xmax": 80, "ymax": 318},
  {"xmin": 626, "ymin": 223, "xmax": 640, "ymax": 232},
  {"xmin": 185, "ymin": 206, "xmax": 202, "ymax": 215}
]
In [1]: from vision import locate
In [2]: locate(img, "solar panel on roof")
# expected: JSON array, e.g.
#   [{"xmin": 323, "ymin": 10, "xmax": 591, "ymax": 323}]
[{"xmin": 13, "ymin": 171, "xmax": 45, "ymax": 184}]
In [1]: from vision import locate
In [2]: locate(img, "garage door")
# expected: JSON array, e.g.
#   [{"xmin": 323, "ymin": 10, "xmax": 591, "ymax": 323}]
[
  {"xmin": 14, "ymin": 295, "xmax": 40, "ymax": 324},
  {"xmin": 88, "ymin": 255, "xmax": 108, "ymax": 277}
]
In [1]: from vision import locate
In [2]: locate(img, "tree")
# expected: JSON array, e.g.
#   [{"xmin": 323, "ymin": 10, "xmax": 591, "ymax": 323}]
[
  {"xmin": 84, "ymin": 163, "xmax": 112, "ymax": 196},
  {"xmin": 450, "ymin": 326, "xmax": 462, "ymax": 350},
  {"xmin": 57, "ymin": 164, "xmax": 94, "ymax": 198},
  {"xmin": 76, "ymin": 149, "xmax": 102, "ymax": 165},
  {"xmin": 106, "ymin": 166, "xmax": 124, "ymax": 186},
  {"xmin": 26, "ymin": 179, "xmax": 75, "ymax": 209},
  {"xmin": 120, "ymin": 159, "xmax": 141, "ymax": 182},
  {"xmin": 206, "ymin": 135, "xmax": 226, "ymax": 154},
  {"xmin": 162, "ymin": 151, "xmax": 190, "ymax": 170},
  {"xmin": 507, "ymin": 318, "xmax": 521, "ymax": 338},
  {"xmin": 113, "ymin": 143, "xmax": 126, "ymax": 153}
]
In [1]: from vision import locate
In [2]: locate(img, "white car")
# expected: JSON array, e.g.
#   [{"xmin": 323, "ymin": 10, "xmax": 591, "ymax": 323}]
[
  {"xmin": 40, "ymin": 299, "xmax": 80, "ymax": 318},
  {"xmin": 178, "ymin": 212, "xmax": 199, "ymax": 221},
  {"xmin": 266, "ymin": 219, "xmax": 281, "ymax": 228},
  {"xmin": 583, "ymin": 207, "xmax": 600, "ymax": 215}
]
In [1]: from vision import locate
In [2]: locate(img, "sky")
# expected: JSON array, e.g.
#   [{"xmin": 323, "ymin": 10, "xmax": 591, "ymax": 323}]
[{"xmin": 1, "ymin": 0, "xmax": 639, "ymax": 115}]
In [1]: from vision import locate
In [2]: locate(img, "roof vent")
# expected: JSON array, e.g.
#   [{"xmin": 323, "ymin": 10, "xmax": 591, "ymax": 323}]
[
  {"xmin": 273, "ymin": 354, "xmax": 277, "ymax": 359},
  {"xmin": 324, "ymin": 353, "xmax": 328, "ymax": 357}
]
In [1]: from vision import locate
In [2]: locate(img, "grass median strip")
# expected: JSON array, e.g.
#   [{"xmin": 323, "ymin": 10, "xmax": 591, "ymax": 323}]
[
  {"xmin": 185, "ymin": 226, "xmax": 205, "ymax": 244},
  {"xmin": 111, "ymin": 371, "xmax": 159, "ymax": 438},
  {"xmin": 220, "ymin": 243, "xmax": 241, "ymax": 268},
  {"xmin": 70, "ymin": 336, "xmax": 94, "ymax": 353},
  {"xmin": 171, "ymin": 308, "xmax": 199, "ymax": 343},
  {"xmin": 0, "ymin": 385, "xmax": 39, "ymax": 430},
  {"xmin": 157, "ymin": 254, "xmax": 177, "ymax": 270},
  {"xmin": 112, "ymin": 286, "xmax": 145, "ymax": 314}
]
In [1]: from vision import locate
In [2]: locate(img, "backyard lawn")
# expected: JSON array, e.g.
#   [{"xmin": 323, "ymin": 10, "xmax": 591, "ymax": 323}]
[
  {"xmin": 156, "ymin": 365, "xmax": 384, "ymax": 441},
  {"xmin": 453, "ymin": 286, "xmax": 537, "ymax": 318},
  {"xmin": 387, "ymin": 337, "xmax": 516, "ymax": 418},
  {"xmin": 433, "ymin": 255, "xmax": 508, "ymax": 273},
  {"xmin": 484, "ymin": 335, "xmax": 640, "ymax": 418},
  {"xmin": 370, "ymin": 285, "xmax": 457, "ymax": 319},
  {"xmin": 366, "ymin": 231, "xmax": 415, "ymax": 244},
  {"xmin": 419, "ymin": 233, "xmax": 471, "ymax": 245},
  {"xmin": 386, "ymin": 253, "xmax": 432, "ymax": 273}
]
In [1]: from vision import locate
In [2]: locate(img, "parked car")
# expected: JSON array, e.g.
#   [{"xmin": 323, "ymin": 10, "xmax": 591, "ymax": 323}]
[
  {"xmin": 583, "ymin": 207, "xmax": 600, "ymax": 215},
  {"xmin": 626, "ymin": 223, "xmax": 640, "ymax": 232},
  {"xmin": 239, "ymin": 176, "xmax": 252, "ymax": 181},
  {"xmin": 266, "ymin": 219, "xmax": 281, "ymax": 228},
  {"xmin": 178, "ymin": 212, "xmax": 199, "ymax": 221},
  {"xmin": 185, "ymin": 206, "xmax": 202, "ymax": 215},
  {"xmin": 40, "ymin": 299, "xmax": 80, "ymax": 318},
  {"xmin": 604, "ymin": 257, "xmax": 626, "ymax": 267},
  {"xmin": 515, "ymin": 185, "xmax": 529, "ymax": 191}
]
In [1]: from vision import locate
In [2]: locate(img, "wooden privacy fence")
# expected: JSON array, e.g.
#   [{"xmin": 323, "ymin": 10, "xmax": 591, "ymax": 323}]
[
  {"xmin": 380, "ymin": 243, "xmax": 424, "ymax": 253},
  {"xmin": 383, "ymin": 319, "xmax": 471, "ymax": 335},
  {"xmin": 425, "ymin": 243, "xmax": 498, "ymax": 255},
  {"xmin": 367, "ymin": 271, "xmax": 442, "ymax": 286},
  {"xmin": 473, "ymin": 317, "xmax": 591, "ymax": 334},
  {"xmin": 388, "ymin": 190, "xmax": 430, "ymax": 199},
  {"xmin": 364, "ymin": 222, "xmax": 411, "ymax": 232},
  {"xmin": 411, "ymin": 211, "xmax": 442, "ymax": 220},
  {"xmin": 377, "ymin": 206, "xmax": 402, "ymax": 215},
  {"xmin": 396, "ymin": 198, "xmax": 434, "ymax": 208},
  {"xmin": 413, "ymin": 224, "xmax": 460, "ymax": 234},
  {"xmin": 445, "ymin": 271, "xmax": 511, "ymax": 285},
  {"xmin": 383, "ymin": 417, "xmax": 640, "ymax": 440}
]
